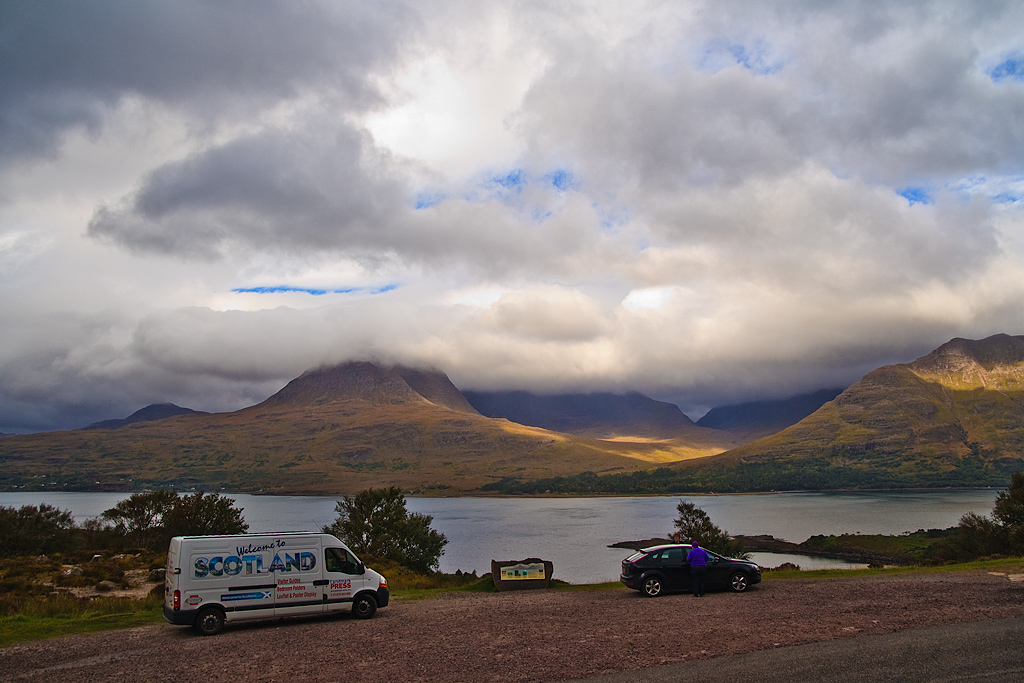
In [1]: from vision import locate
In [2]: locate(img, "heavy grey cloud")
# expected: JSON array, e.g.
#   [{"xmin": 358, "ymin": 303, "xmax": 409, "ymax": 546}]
[
  {"xmin": 87, "ymin": 123, "xmax": 411, "ymax": 259},
  {"xmin": 0, "ymin": 0, "xmax": 409, "ymax": 164}
]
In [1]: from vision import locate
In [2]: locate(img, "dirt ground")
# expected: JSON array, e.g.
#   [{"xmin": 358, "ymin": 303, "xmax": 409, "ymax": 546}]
[{"xmin": 3, "ymin": 570, "xmax": 1024, "ymax": 683}]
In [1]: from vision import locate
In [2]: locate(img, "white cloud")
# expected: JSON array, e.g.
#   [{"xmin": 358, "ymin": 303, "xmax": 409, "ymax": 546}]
[{"xmin": 622, "ymin": 288, "xmax": 676, "ymax": 311}]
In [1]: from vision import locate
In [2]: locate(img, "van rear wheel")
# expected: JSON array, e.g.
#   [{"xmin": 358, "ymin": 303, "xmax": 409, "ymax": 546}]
[
  {"xmin": 194, "ymin": 607, "xmax": 224, "ymax": 636},
  {"xmin": 352, "ymin": 594, "xmax": 377, "ymax": 619}
]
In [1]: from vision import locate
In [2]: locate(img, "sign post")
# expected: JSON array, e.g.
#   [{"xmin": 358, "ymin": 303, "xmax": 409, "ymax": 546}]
[{"xmin": 491, "ymin": 558, "xmax": 554, "ymax": 591}]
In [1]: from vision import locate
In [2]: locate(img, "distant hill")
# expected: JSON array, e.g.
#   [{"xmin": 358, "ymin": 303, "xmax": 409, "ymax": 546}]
[
  {"xmin": 682, "ymin": 334, "xmax": 1024, "ymax": 489},
  {"xmin": 696, "ymin": 388, "xmax": 846, "ymax": 438},
  {"xmin": 464, "ymin": 390, "xmax": 729, "ymax": 443},
  {"xmin": 0, "ymin": 362, "xmax": 729, "ymax": 495},
  {"xmin": 84, "ymin": 403, "xmax": 210, "ymax": 430}
]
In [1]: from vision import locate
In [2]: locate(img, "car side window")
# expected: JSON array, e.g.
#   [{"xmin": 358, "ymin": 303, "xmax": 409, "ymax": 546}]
[
  {"xmin": 325, "ymin": 547, "xmax": 359, "ymax": 574},
  {"xmin": 665, "ymin": 548, "xmax": 683, "ymax": 564}
]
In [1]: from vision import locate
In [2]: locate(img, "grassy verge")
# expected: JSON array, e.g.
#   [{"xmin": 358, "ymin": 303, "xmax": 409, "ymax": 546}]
[
  {"xmin": 0, "ymin": 594, "xmax": 164, "ymax": 648},
  {"xmin": 761, "ymin": 556, "xmax": 1024, "ymax": 581}
]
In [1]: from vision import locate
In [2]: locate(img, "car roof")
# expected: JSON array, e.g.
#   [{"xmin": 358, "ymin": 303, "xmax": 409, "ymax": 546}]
[{"xmin": 640, "ymin": 544, "xmax": 691, "ymax": 552}]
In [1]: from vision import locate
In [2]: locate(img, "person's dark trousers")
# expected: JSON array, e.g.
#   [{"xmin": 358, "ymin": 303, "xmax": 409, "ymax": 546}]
[{"xmin": 691, "ymin": 565, "xmax": 707, "ymax": 596}]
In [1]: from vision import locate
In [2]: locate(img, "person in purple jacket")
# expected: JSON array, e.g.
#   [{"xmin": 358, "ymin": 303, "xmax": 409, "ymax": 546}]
[{"xmin": 687, "ymin": 542, "xmax": 709, "ymax": 597}]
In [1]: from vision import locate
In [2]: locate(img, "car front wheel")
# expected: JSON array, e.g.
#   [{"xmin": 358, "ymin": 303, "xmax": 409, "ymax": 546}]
[
  {"xmin": 641, "ymin": 575, "xmax": 664, "ymax": 597},
  {"xmin": 728, "ymin": 572, "xmax": 749, "ymax": 593}
]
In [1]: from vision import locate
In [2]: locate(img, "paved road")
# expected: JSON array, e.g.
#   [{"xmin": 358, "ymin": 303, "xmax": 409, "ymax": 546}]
[{"xmin": 565, "ymin": 616, "xmax": 1024, "ymax": 683}]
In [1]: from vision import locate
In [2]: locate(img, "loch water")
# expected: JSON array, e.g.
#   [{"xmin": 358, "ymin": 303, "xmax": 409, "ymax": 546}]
[{"xmin": 0, "ymin": 490, "xmax": 1000, "ymax": 584}]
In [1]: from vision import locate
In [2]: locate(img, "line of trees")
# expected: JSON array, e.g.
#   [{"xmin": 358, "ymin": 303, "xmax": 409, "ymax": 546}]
[
  {"xmin": 1, "ymin": 487, "xmax": 450, "ymax": 575},
  {"xmin": 480, "ymin": 455, "xmax": 1024, "ymax": 495},
  {"xmin": 0, "ymin": 491, "xmax": 248, "ymax": 557}
]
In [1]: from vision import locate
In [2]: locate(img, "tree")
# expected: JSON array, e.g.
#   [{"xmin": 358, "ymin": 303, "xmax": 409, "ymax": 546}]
[
  {"xmin": 0, "ymin": 504, "xmax": 77, "ymax": 557},
  {"xmin": 163, "ymin": 492, "xmax": 249, "ymax": 538},
  {"xmin": 323, "ymin": 486, "xmax": 448, "ymax": 573},
  {"xmin": 672, "ymin": 500, "xmax": 748, "ymax": 559},
  {"xmin": 993, "ymin": 471, "xmax": 1024, "ymax": 528},
  {"xmin": 101, "ymin": 490, "xmax": 178, "ymax": 548}
]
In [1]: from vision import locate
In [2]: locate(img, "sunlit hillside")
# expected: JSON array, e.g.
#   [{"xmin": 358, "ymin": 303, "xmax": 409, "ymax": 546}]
[{"xmin": 0, "ymin": 363, "xmax": 736, "ymax": 495}]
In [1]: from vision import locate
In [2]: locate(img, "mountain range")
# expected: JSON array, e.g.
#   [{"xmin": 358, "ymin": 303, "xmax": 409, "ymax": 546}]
[
  {"xmin": 0, "ymin": 362, "xmax": 735, "ymax": 494},
  {"xmin": 3, "ymin": 334, "xmax": 1023, "ymax": 494}
]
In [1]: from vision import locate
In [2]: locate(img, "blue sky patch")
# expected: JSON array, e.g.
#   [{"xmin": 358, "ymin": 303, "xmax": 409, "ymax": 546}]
[
  {"xmin": 233, "ymin": 285, "xmax": 398, "ymax": 296},
  {"xmin": 729, "ymin": 43, "xmax": 782, "ymax": 75},
  {"xmin": 698, "ymin": 40, "xmax": 783, "ymax": 75},
  {"xmin": 414, "ymin": 191, "xmax": 446, "ymax": 210},
  {"xmin": 990, "ymin": 54, "xmax": 1024, "ymax": 82},
  {"xmin": 491, "ymin": 169, "xmax": 526, "ymax": 192},
  {"xmin": 897, "ymin": 186, "xmax": 933, "ymax": 206},
  {"xmin": 546, "ymin": 169, "xmax": 579, "ymax": 192}
]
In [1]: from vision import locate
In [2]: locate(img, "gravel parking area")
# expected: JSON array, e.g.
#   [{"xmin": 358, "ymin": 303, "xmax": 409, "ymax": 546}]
[{"xmin": 3, "ymin": 571, "xmax": 1024, "ymax": 682}]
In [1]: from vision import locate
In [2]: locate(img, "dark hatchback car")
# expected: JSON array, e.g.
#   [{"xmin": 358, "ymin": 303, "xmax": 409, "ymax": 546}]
[{"xmin": 620, "ymin": 544, "xmax": 761, "ymax": 597}]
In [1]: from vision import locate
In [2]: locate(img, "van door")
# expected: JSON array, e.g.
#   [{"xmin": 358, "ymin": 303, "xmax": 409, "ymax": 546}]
[
  {"xmin": 272, "ymin": 542, "xmax": 324, "ymax": 617},
  {"xmin": 190, "ymin": 551, "xmax": 275, "ymax": 622},
  {"xmin": 322, "ymin": 546, "xmax": 365, "ymax": 613}
]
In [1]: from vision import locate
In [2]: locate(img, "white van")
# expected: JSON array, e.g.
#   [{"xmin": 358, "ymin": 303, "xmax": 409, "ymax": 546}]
[{"xmin": 163, "ymin": 532, "xmax": 389, "ymax": 635}]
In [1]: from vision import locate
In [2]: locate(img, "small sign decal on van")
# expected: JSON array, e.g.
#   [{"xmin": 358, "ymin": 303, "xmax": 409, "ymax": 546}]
[
  {"xmin": 221, "ymin": 591, "xmax": 272, "ymax": 602},
  {"xmin": 186, "ymin": 595, "xmax": 202, "ymax": 606}
]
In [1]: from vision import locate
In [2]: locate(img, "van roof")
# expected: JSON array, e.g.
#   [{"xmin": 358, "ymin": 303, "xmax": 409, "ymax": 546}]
[{"xmin": 174, "ymin": 531, "xmax": 328, "ymax": 539}]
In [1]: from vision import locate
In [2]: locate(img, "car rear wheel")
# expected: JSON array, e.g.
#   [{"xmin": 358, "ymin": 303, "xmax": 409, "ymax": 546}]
[
  {"xmin": 194, "ymin": 607, "xmax": 224, "ymax": 636},
  {"xmin": 641, "ymin": 575, "xmax": 663, "ymax": 597},
  {"xmin": 352, "ymin": 593, "xmax": 377, "ymax": 619},
  {"xmin": 728, "ymin": 572, "xmax": 749, "ymax": 593}
]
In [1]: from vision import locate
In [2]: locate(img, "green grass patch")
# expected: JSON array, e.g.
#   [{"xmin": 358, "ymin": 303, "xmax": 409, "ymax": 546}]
[
  {"xmin": 761, "ymin": 556, "xmax": 1024, "ymax": 582},
  {"xmin": 0, "ymin": 593, "xmax": 164, "ymax": 647},
  {"xmin": 800, "ymin": 528, "xmax": 958, "ymax": 563}
]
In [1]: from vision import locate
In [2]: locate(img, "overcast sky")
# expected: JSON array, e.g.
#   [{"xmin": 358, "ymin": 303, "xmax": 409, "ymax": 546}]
[{"xmin": 2, "ymin": 1, "xmax": 1023, "ymax": 433}]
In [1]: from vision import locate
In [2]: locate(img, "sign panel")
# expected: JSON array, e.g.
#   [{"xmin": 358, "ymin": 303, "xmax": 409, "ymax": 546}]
[{"xmin": 499, "ymin": 563, "xmax": 546, "ymax": 581}]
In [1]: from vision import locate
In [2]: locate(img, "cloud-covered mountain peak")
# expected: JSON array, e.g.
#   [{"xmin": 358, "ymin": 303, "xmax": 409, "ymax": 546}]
[{"xmin": 260, "ymin": 362, "xmax": 479, "ymax": 414}]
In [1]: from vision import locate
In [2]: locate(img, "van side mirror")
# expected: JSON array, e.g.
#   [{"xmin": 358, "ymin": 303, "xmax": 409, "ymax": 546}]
[{"xmin": 358, "ymin": 561, "xmax": 366, "ymax": 575}]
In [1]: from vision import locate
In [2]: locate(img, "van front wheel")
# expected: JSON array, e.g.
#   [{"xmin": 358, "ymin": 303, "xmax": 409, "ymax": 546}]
[
  {"xmin": 194, "ymin": 607, "xmax": 224, "ymax": 636},
  {"xmin": 352, "ymin": 594, "xmax": 377, "ymax": 619}
]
